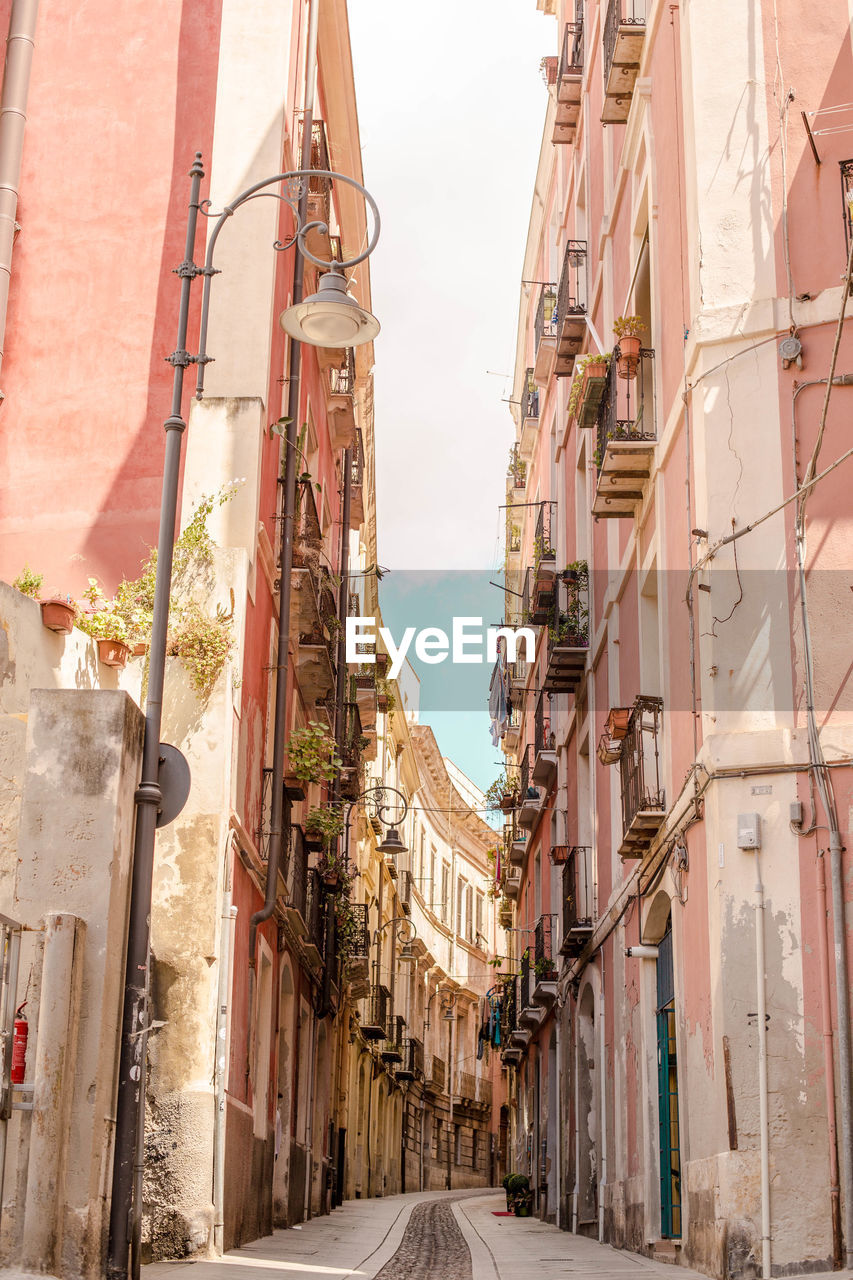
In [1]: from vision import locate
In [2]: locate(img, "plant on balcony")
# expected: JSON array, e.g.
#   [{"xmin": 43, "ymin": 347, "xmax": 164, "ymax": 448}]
[
  {"xmin": 12, "ymin": 565, "xmax": 43, "ymax": 599},
  {"xmin": 76, "ymin": 578, "xmax": 133, "ymax": 668},
  {"xmin": 287, "ymin": 721, "xmax": 341, "ymax": 784},
  {"xmin": 571, "ymin": 352, "xmax": 611, "ymax": 428},
  {"xmin": 613, "ymin": 315, "xmax": 646, "ymax": 379},
  {"xmin": 304, "ymin": 804, "xmax": 345, "ymax": 849},
  {"xmin": 485, "ymin": 767, "xmax": 519, "ymax": 812},
  {"xmin": 533, "ymin": 534, "xmax": 556, "ymax": 572},
  {"xmin": 534, "ymin": 955, "xmax": 557, "ymax": 981}
]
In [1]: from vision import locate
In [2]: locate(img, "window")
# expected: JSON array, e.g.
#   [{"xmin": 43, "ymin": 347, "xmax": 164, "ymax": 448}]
[
  {"xmin": 472, "ymin": 1127, "xmax": 479, "ymax": 1170},
  {"xmin": 475, "ymin": 891, "xmax": 485, "ymax": 943},
  {"xmin": 456, "ymin": 877, "xmax": 466, "ymax": 936},
  {"xmin": 465, "ymin": 883, "xmax": 474, "ymax": 943},
  {"xmin": 441, "ymin": 862, "xmax": 450, "ymax": 923},
  {"xmin": 430, "ymin": 847, "xmax": 437, "ymax": 910}
]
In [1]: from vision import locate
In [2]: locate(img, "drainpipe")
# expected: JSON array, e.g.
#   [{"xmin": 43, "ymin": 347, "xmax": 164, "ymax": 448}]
[
  {"xmin": 0, "ymin": 0, "xmax": 38, "ymax": 399},
  {"xmin": 598, "ymin": 959, "xmax": 606, "ymax": 1243},
  {"xmin": 827, "ymin": 829, "xmax": 853, "ymax": 1268},
  {"xmin": 213, "ymin": 832, "xmax": 237, "ymax": 1253},
  {"xmin": 247, "ymin": 0, "xmax": 319, "ymax": 968},
  {"xmin": 754, "ymin": 851, "xmax": 771, "ymax": 1280},
  {"xmin": 815, "ymin": 848, "xmax": 842, "ymax": 1265}
]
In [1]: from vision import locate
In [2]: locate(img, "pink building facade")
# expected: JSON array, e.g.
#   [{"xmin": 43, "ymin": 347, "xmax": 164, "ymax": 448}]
[{"xmin": 497, "ymin": 0, "xmax": 853, "ymax": 1275}]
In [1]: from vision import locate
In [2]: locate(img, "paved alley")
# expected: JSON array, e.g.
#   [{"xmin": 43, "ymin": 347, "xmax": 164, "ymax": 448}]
[{"xmin": 142, "ymin": 1190, "xmax": 730, "ymax": 1280}]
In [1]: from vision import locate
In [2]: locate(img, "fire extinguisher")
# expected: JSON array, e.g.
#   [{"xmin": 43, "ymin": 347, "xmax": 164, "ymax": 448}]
[{"xmin": 11, "ymin": 1003, "xmax": 27, "ymax": 1085}]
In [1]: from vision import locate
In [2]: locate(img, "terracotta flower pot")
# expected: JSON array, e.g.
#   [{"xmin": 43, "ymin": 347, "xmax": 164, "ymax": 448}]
[
  {"xmin": 616, "ymin": 335, "xmax": 641, "ymax": 379},
  {"xmin": 97, "ymin": 638, "xmax": 131, "ymax": 669},
  {"xmin": 40, "ymin": 598, "xmax": 76, "ymax": 634}
]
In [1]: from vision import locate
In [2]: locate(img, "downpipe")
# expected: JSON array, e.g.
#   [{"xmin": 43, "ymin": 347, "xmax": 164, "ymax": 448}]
[
  {"xmin": 828, "ymin": 829, "xmax": 853, "ymax": 1268},
  {"xmin": 213, "ymin": 835, "xmax": 237, "ymax": 1254},
  {"xmin": 815, "ymin": 848, "xmax": 842, "ymax": 1265},
  {"xmin": 754, "ymin": 851, "xmax": 771, "ymax": 1280}
]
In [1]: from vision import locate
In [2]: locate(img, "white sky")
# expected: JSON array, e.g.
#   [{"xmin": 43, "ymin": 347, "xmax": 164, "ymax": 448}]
[{"xmin": 348, "ymin": 0, "xmax": 551, "ymax": 572}]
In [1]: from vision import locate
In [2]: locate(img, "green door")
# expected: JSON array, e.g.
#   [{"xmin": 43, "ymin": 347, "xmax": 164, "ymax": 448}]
[{"xmin": 656, "ymin": 924, "xmax": 681, "ymax": 1238}]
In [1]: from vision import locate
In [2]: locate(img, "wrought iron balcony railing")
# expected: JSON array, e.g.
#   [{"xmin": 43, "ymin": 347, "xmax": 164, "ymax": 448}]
[
  {"xmin": 534, "ymin": 914, "xmax": 553, "ymax": 969},
  {"xmin": 534, "ymin": 499, "xmax": 556, "ymax": 555},
  {"xmin": 618, "ymin": 696, "xmax": 666, "ymax": 858},
  {"xmin": 351, "ymin": 429, "xmax": 364, "ymax": 486},
  {"xmin": 361, "ymin": 980, "xmax": 391, "ymax": 1041},
  {"xmin": 522, "ymin": 371, "xmax": 539, "ymax": 421},
  {"xmin": 544, "ymin": 565, "xmax": 589, "ymax": 693},
  {"xmin": 500, "ymin": 978, "xmax": 517, "ymax": 1037},
  {"xmin": 535, "ymin": 691, "xmax": 552, "ymax": 758},
  {"xmin": 520, "ymin": 949, "xmax": 533, "ymax": 1010},
  {"xmin": 427, "ymin": 1053, "xmax": 446, "ymax": 1092},
  {"xmin": 560, "ymin": 847, "xmax": 594, "ymax": 955},
  {"xmin": 349, "ymin": 902, "xmax": 370, "ymax": 957},
  {"xmin": 593, "ymin": 346, "xmax": 656, "ymax": 518},
  {"xmin": 458, "ymin": 1070, "xmax": 477, "ymax": 1101},
  {"xmin": 398, "ymin": 868, "xmax": 413, "ymax": 915},
  {"xmin": 602, "ymin": 0, "xmax": 646, "ymax": 123},
  {"xmin": 555, "ymin": 241, "xmax": 588, "ymax": 374},
  {"xmin": 534, "ymin": 284, "xmax": 558, "ymax": 353},
  {"xmin": 397, "ymin": 1035, "xmax": 424, "ymax": 1081},
  {"xmin": 558, "ymin": 17, "xmax": 584, "ymax": 80}
]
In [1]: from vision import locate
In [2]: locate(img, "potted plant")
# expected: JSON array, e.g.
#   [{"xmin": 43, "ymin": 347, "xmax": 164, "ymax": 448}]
[
  {"xmin": 76, "ymin": 580, "xmax": 132, "ymax": 668},
  {"xmin": 287, "ymin": 721, "xmax": 341, "ymax": 786},
  {"xmin": 534, "ymin": 956, "xmax": 557, "ymax": 982},
  {"xmin": 613, "ymin": 315, "xmax": 646, "ymax": 379},
  {"xmin": 304, "ymin": 804, "xmax": 345, "ymax": 857},
  {"xmin": 507, "ymin": 1173, "xmax": 532, "ymax": 1215},
  {"xmin": 13, "ymin": 565, "xmax": 43, "ymax": 600},
  {"xmin": 606, "ymin": 706, "xmax": 631, "ymax": 739},
  {"xmin": 502, "ymin": 1172, "xmax": 514, "ymax": 1211},
  {"xmin": 39, "ymin": 593, "xmax": 77, "ymax": 634}
]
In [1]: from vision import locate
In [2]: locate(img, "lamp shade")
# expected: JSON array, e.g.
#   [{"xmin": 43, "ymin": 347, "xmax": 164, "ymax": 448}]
[
  {"xmin": 377, "ymin": 825, "xmax": 407, "ymax": 856},
  {"xmin": 280, "ymin": 266, "xmax": 380, "ymax": 348}
]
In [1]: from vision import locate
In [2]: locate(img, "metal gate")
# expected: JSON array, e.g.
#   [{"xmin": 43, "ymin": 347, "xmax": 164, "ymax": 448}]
[{"xmin": 656, "ymin": 923, "xmax": 681, "ymax": 1238}]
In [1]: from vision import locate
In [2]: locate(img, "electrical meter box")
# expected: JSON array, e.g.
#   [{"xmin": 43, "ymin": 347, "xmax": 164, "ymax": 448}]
[{"xmin": 737, "ymin": 812, "xmax": 762, "ymax": 849}]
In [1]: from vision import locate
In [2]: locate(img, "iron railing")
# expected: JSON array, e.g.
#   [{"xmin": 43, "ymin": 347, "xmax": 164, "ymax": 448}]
[
  {"xmin": 349, "ymin": 903, "xmax": 370, "ymax": 957},
  {"xmin": 534, "ymin": 500, "xmax": 556, "ymax": 556},
  {"xmin": 548, "ymin": 566, "xmax": 589, "ymax": 650},
  {"xmin": 534, "ymin": 284, "xmax": 558, "ymax": 352},
  {"xmin": 398, "ymin": 869, "xmax": 413, "ymax": 914},
  {"xmin": 292, "ymin": 477, "xmax": 323, "ymax": 568},
  {"xmin": 619, "ymin": 696, "xmax": 665, "ymax": 834},
  {"xmin": 500, "ymin": 979, "xmax": 517, "ymax": 1038},
  {"xmin": 562, "ymin": 847, "xmax": 593, "ymax": 937},
  {"xmin": 534, "ymin": 914, "xmax": 553, "ymax": 969},
  {"xmin": 519, "ymin": 743, "xmax": 533, "ymax": 803},
  {"xmin": 520, "ymin": 949, "xmax": 533, "ymax": 1010},
  {"xmin": 330, "ymin": 347, "xmax": 355, "ymax": 396},
  {"xmin": 535, "ymin": 692, "xmax": 552, "ymax": 757},
  {"xmin": 290, "ymin": 828, "xmax": 309, "ymax": 919},
  {"xmin": 459, "ymin": 1070, "xmax": 477, "ymax": 1101},
  {"xmin": 306, "ymin": 869, "xmax": 326, "ymax": 955},
  {"xmin": 603, "ymin": 0, "xmax": 646, "ymax": 86},
  {"xmin": 522, "ymin": 371, "xmax": 539, "ymax": 421},
  {"xmin": 556, "ymin": 240, "xmax": 588, "ymax": 328},
  {"xmin": 507, "ymin": 443, "xmax": 527, "ymax": 489},
  {"xmin": 558, "ymin": 19, "xmax": 584, "ymax": 80},
  {"xmin": 476, "ymin": 1076, "xmax": 493, "ymax": 1106},
  {"xmin": 351, "ymin": 429, "xmax": 364, "ymax": 486},
  {"xmin": 594, "ymin": 346, "xmax": 656, "ymax": 473},
  {"xmin": 367, "ymin": 983, "xmax": 391, "ymax": 1038}
]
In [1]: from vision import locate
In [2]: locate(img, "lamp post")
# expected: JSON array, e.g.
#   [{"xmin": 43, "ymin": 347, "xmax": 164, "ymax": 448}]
[{"xmin": 106, "ymin": 152, "xmax": 380, "ymax": 1280}]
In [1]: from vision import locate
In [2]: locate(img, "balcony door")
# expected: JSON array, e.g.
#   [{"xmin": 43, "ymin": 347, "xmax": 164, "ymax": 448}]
[{"xmin": 656, "ymin": 919, "xmax": 682, "ymax": 1238}]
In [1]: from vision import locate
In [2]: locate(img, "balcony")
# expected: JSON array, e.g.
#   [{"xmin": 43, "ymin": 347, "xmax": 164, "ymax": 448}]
[
  {"xmin": 559, "ymin": 847, "xmax": 594, "ymax": 957},
  {"xmin": 523, "ymin": 501, "xmax": 557, "ymax": 624},
  {"xmin": 617, "ymin": 696, "xmax": 665, "ymax": 857},
  {"xmin": 354, "ymin": 668, "xmax": 377, "ymax": 732},
  {"xmin": 349, "ymin": 430, "xmax": 365, "ymax": 529},
  {"xmin": 339, "ymin": 701, "xmax": 364, "ymax": 800},
  {"xmin": 507, "ymin": 443, "xmax": 527, "ymax": 497},
  {"xmin": 328, "ymin": 348, "xmax": 356, "ymax": 450},
  {"xmin": 518, "ymin": 371, "xmax": 540, "ymax": 461},
  {"xmin": 360, "ymin": 979, "xmax": 391, "ymax": 1041},
  {"xmin": 518, "ymin": 749, "xmax": 543, "ymax": 831},
  {"xmin": 552, "ymin": 22, "xmax": 584, "ymax": 145},
  {"xmin": 533, "ymin": 284, "xmax": 558, "ymax": 385},
  {"xmin": 476, "ymin": 1076, "xmax": 493, "ymax": 1106},
  {"xmin": 300, "ymin": 118, "xmax": 333, "ymax": 261},
  {"xmin": 500, "ymin": 981, "xmax": 522, "ymax": 1065},
  {"xmin": 381, "ymin": 1014, "xmax": 405, "ymax": 1065},
  {"xmin": 398, "ymin": 868, "xmax": 413, "ymax": 915},
  {"xmin": 505, "ymin": 866, "xmax": 522, "ymax": 900},
  {"xmin": 533, "ymin": 915, "xmax": 557, "ymax": 1003},
  {"xmin": 344, "ymin": 903, "xmax": 371, "ymax": 999},
  {"xmin": 301, "ymin": 869, "xmax": 326, "ymax": 971},
  {"xmin": 533, "ymin": 691, "xmax": 556, "ymax": 787},
  {"xmin": 504, "ymin": 706, "xmax": 521, "ymax": 751},
  {"xmin": 555, "ymin": 241, "xmax": 588, "ymax": 376},
  {"xmin": 544, "ymin": 564, "xmax": 589, "ymax": 693},
  {"xmin": 602, "ymin": 0, "xmax": 646, "ymax": 125},
  {"xmin": 426, "ymin": 1054, "xmax": 446, "ymax": 1093},
  {"xmin": 397, "ymin": 1035, "xmax": 424, "ymax": 1082},
  {"xmin": 458, "ymin": 1070, "xmax": 477, "ymax": 1102},
  {"xmin": 593, "ymin": 347, "xmax": 656, "ymax": 518}
]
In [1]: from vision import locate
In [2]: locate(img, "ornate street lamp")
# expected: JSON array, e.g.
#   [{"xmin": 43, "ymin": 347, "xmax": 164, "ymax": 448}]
[{"xmin": 107, "ymin": 153, "xmax": 380, "ymax": 1280}]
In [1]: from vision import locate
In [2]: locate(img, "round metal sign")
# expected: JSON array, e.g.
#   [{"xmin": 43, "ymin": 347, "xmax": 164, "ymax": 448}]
[{"xmin": 156, "ymin": 743, "xmax": 191, "ymax": 828}]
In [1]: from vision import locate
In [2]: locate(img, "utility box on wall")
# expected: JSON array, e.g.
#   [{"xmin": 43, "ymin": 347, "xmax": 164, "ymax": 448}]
[{"xmin": 737, "ymin": 812, "xmax": 762, "ymax": 849}]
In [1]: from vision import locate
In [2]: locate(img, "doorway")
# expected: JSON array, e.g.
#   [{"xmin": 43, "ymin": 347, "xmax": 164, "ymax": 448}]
[{"xmin": 656, "ymin": 919, "xmax": 681, "ymax": 1238}]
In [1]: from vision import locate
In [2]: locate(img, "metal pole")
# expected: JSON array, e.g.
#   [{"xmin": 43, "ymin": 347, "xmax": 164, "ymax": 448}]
[
  {"xmin": 446, "ymin": 1011, "xmax": 454, "ymax": 1190},
  {"xmin": 107, "ymin": 153, "xmax": 205, "ymax": 1280},
  {"xmin": 828, "ymin": 830, "xmax": 853, "ymax": 1268},
  {"xmin": 754, "ymin": 852, "xmax": 771, "ymax": 1279}
]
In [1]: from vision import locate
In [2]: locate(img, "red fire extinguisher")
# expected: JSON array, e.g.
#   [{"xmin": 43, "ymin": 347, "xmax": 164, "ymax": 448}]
[{"xmin": 11, "ymin": 1003, "xmax": 27, "ymax": 1084}]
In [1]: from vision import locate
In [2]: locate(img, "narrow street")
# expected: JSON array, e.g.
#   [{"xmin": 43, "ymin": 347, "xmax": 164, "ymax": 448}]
[{"xmin": 142, "ymin": 1192, "xmax": 721, "ymax": 1280}]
